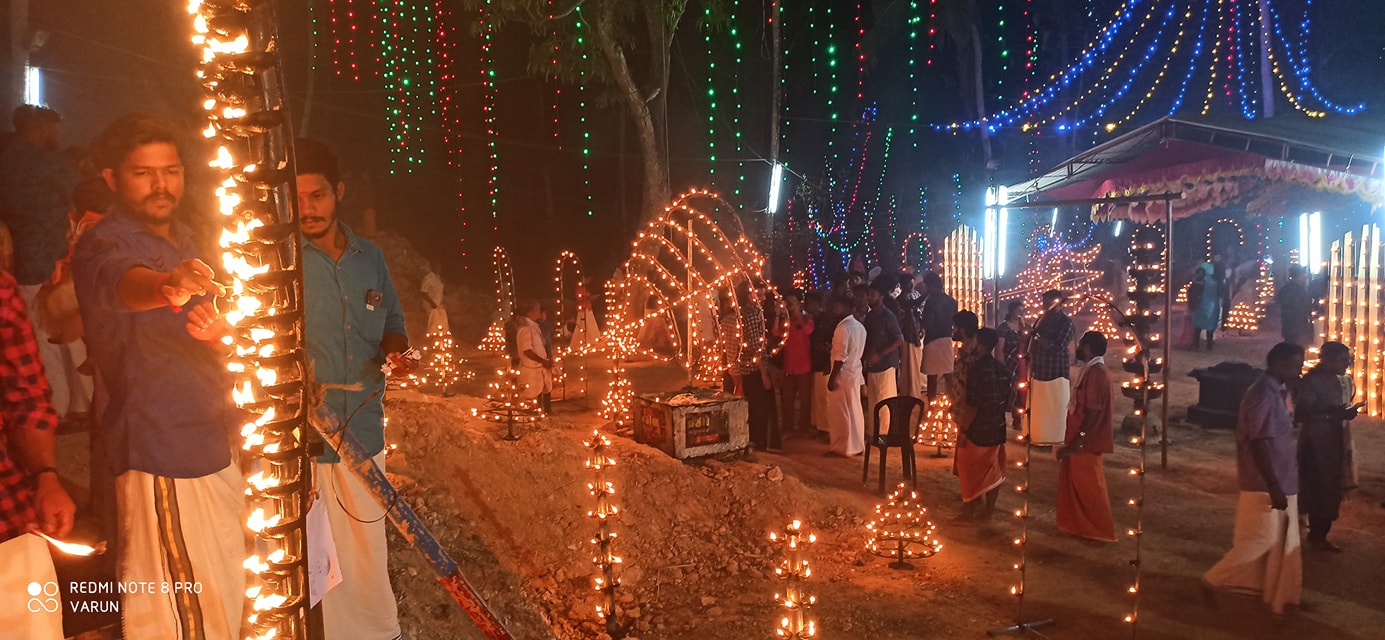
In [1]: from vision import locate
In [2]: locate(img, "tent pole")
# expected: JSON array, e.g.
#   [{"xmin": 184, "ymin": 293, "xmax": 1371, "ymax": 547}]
[{"xmin": 1161, "ymin": 199, "xmax": 1173, "ymax": 469}]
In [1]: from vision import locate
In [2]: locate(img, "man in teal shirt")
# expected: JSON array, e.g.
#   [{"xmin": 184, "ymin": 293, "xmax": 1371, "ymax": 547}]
[{"xmin": 296, "ymin": 138, "xmax": 412, "ymax": 640}]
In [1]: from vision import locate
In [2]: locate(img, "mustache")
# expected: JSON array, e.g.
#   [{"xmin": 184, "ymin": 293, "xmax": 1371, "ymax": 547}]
[{"xmin": 144, "ymin": 193, "xmax": 176, "ymax": 204}]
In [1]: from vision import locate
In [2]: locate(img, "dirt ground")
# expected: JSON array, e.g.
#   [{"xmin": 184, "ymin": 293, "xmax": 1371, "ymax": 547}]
[
  {"xmin": 362, "ymin": 312, "xmax": 1385, "ymax": 640},
  {"xmin": 44, "ymin": 293, "xmax": 1385, "ymax": 639}
]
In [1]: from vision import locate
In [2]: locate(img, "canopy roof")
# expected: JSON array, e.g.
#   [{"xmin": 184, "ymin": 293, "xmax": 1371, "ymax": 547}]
[{"xmin": 1005, "ymin": 116, "xmax": 1385, "ymax": 222}]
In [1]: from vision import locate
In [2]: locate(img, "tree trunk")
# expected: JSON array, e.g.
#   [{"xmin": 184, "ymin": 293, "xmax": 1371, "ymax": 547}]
[
  {"xmin": 969, "ymin": 22, "xmax": 994, "ymax": 170},
  {"xmin": 593, "ymin": 0, "xmax": 670, "ymax": 224}
]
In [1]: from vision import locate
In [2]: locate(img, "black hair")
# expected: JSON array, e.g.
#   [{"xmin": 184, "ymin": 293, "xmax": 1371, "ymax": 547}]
[
  {"xmin": 1042, "ymin": 289, "xmax": 1065, "ymax": 305},
  {"xmin": 1319, "ymin": 341, "xmax": 1349, "ymax": 360},
  {"xmin": 976, "ymin": 327, "xmax": 999, "ymax": 351},
  {"xmin": 1079, "ymin": 331, "xmax": 1108, "ymax": 356},
  {"xmin": 922, "ymin": 272, "xmax": 943, "ymax": 290},
  {"xmin": 869, "ymin": 275, "xmax": 895, "ymax": 295},
  {"xmin": 294, "ymin": 137, "xmax": 341, "ymax": 186},
  {"xmin": 1266, "ymin": 342, "xmax": 1306, "ymax": 368},
  {"xmin": 72, "ymin": 177, "xmax": 114, "ymax": 214},
  {"xmin": 1006, "ymin": 299, "xmax": 1023, "ymax": 317},
  {"xmin": 91, "ymin": 113, "xmax": 181, "ymax": 171},
  {"xmin": 953, "ymin": 310, "xmax": 979, "ymax": 337},
  {"xmin": 13, "ymin": 105, "xmax": 59, "ymax": 133}
]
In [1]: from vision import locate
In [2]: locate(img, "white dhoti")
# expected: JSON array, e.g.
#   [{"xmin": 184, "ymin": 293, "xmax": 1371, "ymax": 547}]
[
  {"xmin": 317, "ymin": 453, "xmax": 402, "ymax": 640},
  {"xmin": 1025, "ymin": 377, "xmax": 1070, "ymax": 445},
  {"xmin": 900, "ymin": 341, "xmax": 924, "ymax": 401},
  {"xmin": 19, "ymin": 283, "xmax": 92, "ymax": 417},
  {"xmin": 1204, "ymin": 492, "xmax": 1302, "ymax": 614},
  {"xmin": 0, "ymin": 533, "xmax": 63, "ymax": 640},
  {"xmin": 827, "ymin": 380, "xmax": 865, "ymax": 455},
  {"xmin": 518, "ymin": 366, "xmax": 553, "ymax": 399},
  {"xmin": 922, "ymin": 339, "xmax": 954, "ymax": 376},
  {"xmin": 812, "ymin": 372, "xmax": 830, "ymax": 433},
  {"xmin": 866, "ymin": 368, "xmax": 898, "ymax": 433},
  {"xmin": 118, "ymin": 463, "xmax": 247, "ymax": 640}
]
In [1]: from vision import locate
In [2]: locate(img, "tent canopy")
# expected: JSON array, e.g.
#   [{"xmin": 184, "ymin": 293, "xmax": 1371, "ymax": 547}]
[{"xmin": 1005, "ymin": 116, "xmax": 1385, "ymax": 222}]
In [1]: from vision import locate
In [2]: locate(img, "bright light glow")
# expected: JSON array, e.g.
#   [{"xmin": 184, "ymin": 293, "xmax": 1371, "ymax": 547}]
[
  {"xmin": 1050, "ymin": 208, "xmax": 1059, "ymax": 236},
  {"xmin": 768, "ymin": 163, "xmax": 784, "ymax": 215},
  {"xmin": 998, "ymin": 206, "xmax": 1009, "ymax": 277},
  {"xmin": 1300, "ymin": 211, "xmax": 1324, "ymax": 274},
  {"xmin": 1310, "ymin": 211, "xmax": 1323, "ymax": 274},
  {"xmin": 1114, "ymin": 220, "xmax": 1125, "ymax": 236},
  {"xmin": 23, "ymin": 66, "xmax": 41, "ymax": 106},
  {"xmin": 983, "ymin": 186, "xmax": 1009, "ymax": 278}
]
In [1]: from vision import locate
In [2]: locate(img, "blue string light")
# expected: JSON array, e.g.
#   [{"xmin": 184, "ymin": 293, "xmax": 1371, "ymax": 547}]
[{"xmin": 929, "ymin": 0, "xmax": 1362, "ymax": 134}]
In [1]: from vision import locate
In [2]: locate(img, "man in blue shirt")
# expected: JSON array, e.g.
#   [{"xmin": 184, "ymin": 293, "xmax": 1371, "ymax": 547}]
[
  {"xmin": 296, "ymin": 138, "xmax": 412, "ymax": 640},
  {"xmin": 72, "ymin": 113, "xmax": 244, "ymax": 640}
]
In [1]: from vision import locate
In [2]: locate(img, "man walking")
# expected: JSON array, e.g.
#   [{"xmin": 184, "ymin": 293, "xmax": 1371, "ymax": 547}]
[
  {"xmin": 954, "ymin": 328, "xmax": 1009, "ymax": 522},
  {"xmin": 1203, "ymin": 342, "xmax": 1305, "ymax": 615},
  {"xmin": 296, "ymin": 138, "xmax": 413, "ymax": 640},
  {"xmin": 1056, "ymin": 331, "xmax": 1117, "ymax": 542},
  {"xmin": 1291, "ymin": 341, "xmax": 1357, "ymax": 551},
  {"xmin": 0, "ymin": 105, "xmax": 88, "ymax": 420},
  {"xmin": 826, "ymin": 296, "xmax": 866, "ymax": 457},
  {"xmin": 0, "ymin": 270, "xmax": 75, "ymax": 639},
  {"xmin": 1026, "ymin": 290, "xmax": 1075, "ymax": 446},
  {"xmin": 862, "ymin": 280, "xmax": 904, "ymax": 430},
  {"xmin": 72, "ymin": 114, "xmax": 244, "ymax": 640}
]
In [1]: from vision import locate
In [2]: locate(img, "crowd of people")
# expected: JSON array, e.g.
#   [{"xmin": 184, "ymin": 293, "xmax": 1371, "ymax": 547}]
[
  {"xmin": 0, "ymin": 106, "xmax": 413, "ymax": 640},
  {"xmin": 714, "ymin": 264, "xmax": 1376, "ymax": 619},
  {"xmin": 709, "ymin": 268, "xmax": 1120, "ymax": 536},
  {"xmin": 0, "ymin": 100, "xmax": 1376, "ymax": 638}
]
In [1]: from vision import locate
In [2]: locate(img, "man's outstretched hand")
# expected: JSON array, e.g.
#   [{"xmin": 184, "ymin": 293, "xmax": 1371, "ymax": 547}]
[{"xmin": 162, "ymin": 259, "xmax": 223, "ymax": 308}]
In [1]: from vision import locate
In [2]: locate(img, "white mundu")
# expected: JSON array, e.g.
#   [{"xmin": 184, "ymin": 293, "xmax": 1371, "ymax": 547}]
[
  {"xmin": 1025, "ymin": 377, "xmax": 1069, "ymax": 445},
  {"xmin": 828, "ymin": 314, "xmax": 867, "ymax": 456}
]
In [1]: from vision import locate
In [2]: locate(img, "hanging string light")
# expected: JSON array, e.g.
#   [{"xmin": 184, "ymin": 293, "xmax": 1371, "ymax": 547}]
[
  {"xmin": 567, "ymin": 6, "xmax": 594, "ymax": 218},
  {"xmin": 479, "ymin": 1, "xmax": 501, "ymax": 224},
  {"xmin": 188, "ymin": 2, "xmax": 310, "ymax": 636},
  {"xmin": 704, "ymin": 3, "xmax": 722, "ymax": 189},
  {"xmin": 934, "ymin": 0, "xmax": 1364, "ymax": 135},
  {"xmin": 771, "ymin": 520, "xmax": 818, "ymax": 639},
  {"xmin": 379, "ymin": 0, "xmax": 440, "ymax": 172},
  {"xmin": 730, "ymin": 0, "xmax": 747, "ymax": 204},
  {"xmin": 324, "ymin": 0, "xmax": 381, "ymax": 81},
  {"xmin": 435, "ymin": 1, "xmax": 469, "ymax": 267}
]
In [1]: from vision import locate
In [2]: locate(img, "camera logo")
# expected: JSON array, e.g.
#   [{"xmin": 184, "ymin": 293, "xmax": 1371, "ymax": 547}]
[{"xmin": 27, "ymin": 581, "xmax": 59, "ymax": 613}]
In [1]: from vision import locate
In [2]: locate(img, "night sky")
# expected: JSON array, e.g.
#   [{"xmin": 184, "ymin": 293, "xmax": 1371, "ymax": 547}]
[{"xmin": 18, "ymin": 0, "xmax": 1385, "ymax": 291}]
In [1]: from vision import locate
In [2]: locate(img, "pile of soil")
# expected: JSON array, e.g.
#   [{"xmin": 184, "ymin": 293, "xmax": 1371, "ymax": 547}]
[{"xmin": 380, "ymin": 388, "xmax": 998, "ymax": 640}]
